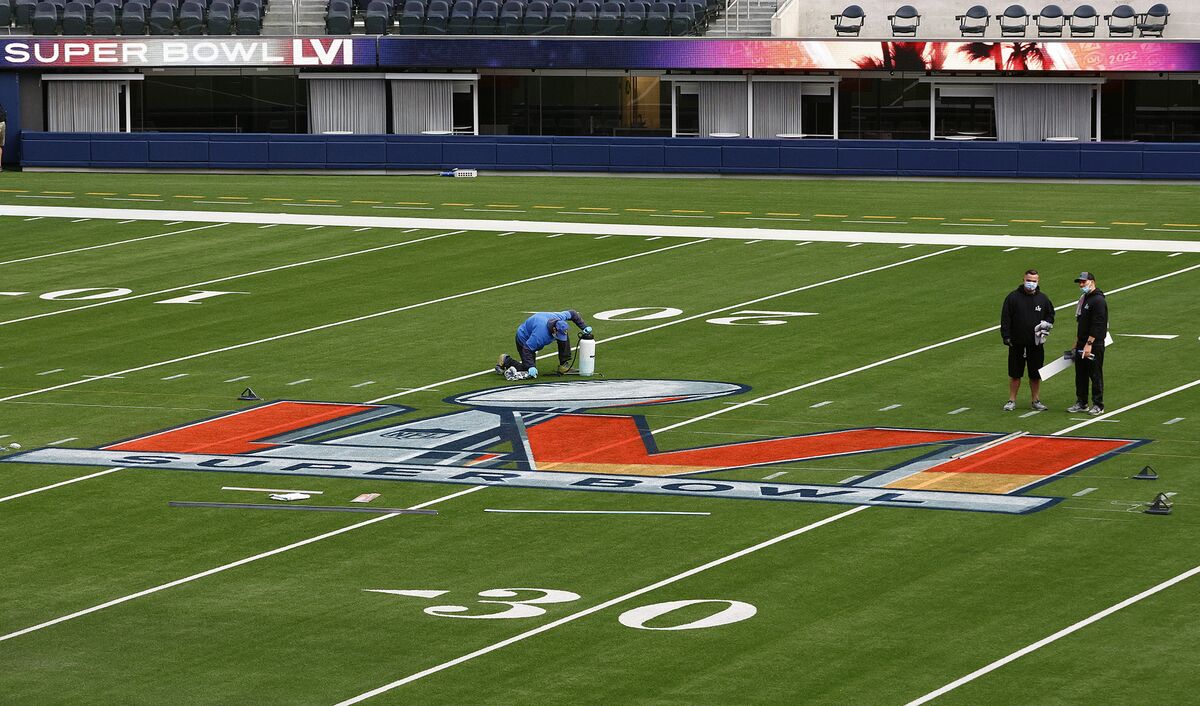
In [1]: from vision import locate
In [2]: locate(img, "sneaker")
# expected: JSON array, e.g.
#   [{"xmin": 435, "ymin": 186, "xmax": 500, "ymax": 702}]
[
  {"xmin": 1003, "ymin": 400, "xmax": 1016, "ymax": 411},
  {"xmin": 1088, "ymin": 405, "xmax": 1105, "ymax": 416},
  {"xmin": 494, "ymin": 364, "xmax": 505, "ymax": 376},
  {"xmin": 1066, "ymin": 402, "xmax": 1088, "ymax": 413},
  {"xmin": 1031, "ymin": 400, "xmax": 1048, "ymax": 411}
]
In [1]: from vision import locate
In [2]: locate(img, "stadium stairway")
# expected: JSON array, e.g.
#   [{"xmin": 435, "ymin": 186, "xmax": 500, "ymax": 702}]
[
  {"xmin": 705, "ymin": 0, "xmax": 775, "ymax": 36},
  {"xmin": 261, "ymin": 0, "xmax": 328, "ymax": 33}
]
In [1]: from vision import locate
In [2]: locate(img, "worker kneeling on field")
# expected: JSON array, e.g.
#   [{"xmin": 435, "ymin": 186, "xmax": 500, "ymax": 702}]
[{"xmin": 498, "ymin": 309, "xmax": 591, "ymax": 380}]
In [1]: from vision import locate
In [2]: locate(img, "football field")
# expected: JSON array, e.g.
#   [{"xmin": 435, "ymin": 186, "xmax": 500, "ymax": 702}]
[{"xmin": 1, "ymin": 173, "xmax": 1199, "ymax": 704}]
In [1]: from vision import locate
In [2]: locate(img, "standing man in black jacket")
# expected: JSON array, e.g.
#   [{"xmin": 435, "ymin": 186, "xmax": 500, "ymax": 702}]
[
  {"xmin": 1068, "ymin": 271, "xmax": 1108, "ymax": 416},
  {"xmin": 1000, "ymin": 269, "xmax": 1055, "ymax": 411}
]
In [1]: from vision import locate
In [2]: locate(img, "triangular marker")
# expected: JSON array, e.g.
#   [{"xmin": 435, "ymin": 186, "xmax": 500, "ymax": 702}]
[
  {"xmin": 1133, "ymin": 465, "xmax": 1158, "ymax": 480},
  {"xmin": 1145, "ymin": 492, "xmax": 1173, "ymax": 515},
  {"xmin": 238, "ymin": 387, "xmax": 261, "ymax": 401}
]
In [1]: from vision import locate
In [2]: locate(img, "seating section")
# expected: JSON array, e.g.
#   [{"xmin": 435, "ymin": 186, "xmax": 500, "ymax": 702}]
[
  {"xmin": 327, "ymin": 0, "xmax": 718, "ymax": 34},
  {"xmin": 1, "ymin": 0, "xmax": 264, "ymax": 33},
  {"xmin": 828, "ymin": 1, "xmax": 1172, "ymax": 36}
]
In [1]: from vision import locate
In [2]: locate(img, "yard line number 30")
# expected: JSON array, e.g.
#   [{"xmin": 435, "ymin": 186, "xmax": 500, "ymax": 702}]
[{"xmin": 364, "ymin": 588, "xmax": 757, "ymax": 631}]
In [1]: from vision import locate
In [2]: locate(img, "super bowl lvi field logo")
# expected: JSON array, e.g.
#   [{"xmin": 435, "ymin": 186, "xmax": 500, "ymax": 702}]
[{"xmin": 4, "ymin": 380, "xmax": 1143, "ymax": 514}]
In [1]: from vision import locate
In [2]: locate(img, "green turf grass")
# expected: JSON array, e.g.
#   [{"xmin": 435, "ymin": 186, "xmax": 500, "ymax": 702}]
[{"xmin": 0, "ymin": 186, "xmax": 1198, "ymax": 704}]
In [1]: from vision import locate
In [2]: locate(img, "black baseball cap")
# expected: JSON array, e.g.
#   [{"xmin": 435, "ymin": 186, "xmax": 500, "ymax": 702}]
[{"xmin": 1073, "ymin": 271, "xmax": 1096, "ymax": 282}]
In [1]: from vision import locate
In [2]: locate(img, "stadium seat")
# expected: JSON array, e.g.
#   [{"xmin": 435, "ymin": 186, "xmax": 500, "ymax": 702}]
[
  {"xmin": 1069, "ymin": 3, "xmax": 1097, "ymax": 34},
  {"xmin": 644, "ymin": 0, "xmax": 667, "ymax": 33},
  {"xmin": 323, "ymin": 1, "xmax": 349, "ymax": 31},
  {"xmin": 997, "ymin": 3, "xmax": 1027, "ymax": 34},
  {"xmin": 1103, "ymin": 2, "xmax": 1133, "ymax": 34},
  {"xmin": 61, "ymin": 0, "xmax": 88, "ymax": 32},
  {"xmin": 523, "ymin": 0, "xmax": 548, "ymax": 31},
  {"xmin": 546, "ymin": 0, "xmax": 571, "ymax": 33},
  {"xmin": 178, "ymin": 0, "xmax": 205, "ymax": 32},
  {"xmin": 120, "ymin": 2, "xmax": 145, "ymax": 31},
  {"xmin": 31, "ymin": 0, "xmax": 58, "ymax": 32},
  {"xmin": 498, "ymin": 0, "xmax": 521, "ymax": 32},
  {"xmin": 669, "ymin": 1, "xmax": 693, "ymax": 33},
  {"xmin": 1136, "ymin": 2, "xmax": 1167, "ymax": 35},
  {"xmin": 622, "ymin": 0, "xmax": 645, "ymax": 33},
  {"xmin": 1033, "ymin": 3, "xmax": 1064, "ymax": 34},
  {"xmin": 208, "ymin": 0, "xmax": 232, "ymax": 31},
  {"xmin": 596, "ymin": 0, "xmax": 620, "ymax": 32},
  {"xmin": 235, "ymin": 2, "xmax": 259, "ymax": 32},
  {"xmin": 888, "ymin": 4, "xmax": 919, "ymax": 35},
  {"xmin": 956, "ymin": 4, "xmax": 989, "ymax": 34},
  {"xmin": 398, "ymin": 0, "xmax": 423, "ymax": 31},
  {"xmin": 14, "ymin": 0, "xmax": 37, "ymax": 25},
  {"xmin": 92, "ymin": 0, "xmax": 116, "ymax": 31},
  {"xmin": 573, "ymin": 0, "xmax": 597, "ymax": 31},
  {"xmin": 0, "ymin": 0, "xmax": 11, "ymax": 27},
  {"xmin": 148, "ymin": 0, "xmax": 174, "ymax": 32},
  {"xmin": 472, "ymin": 0, "xmax": 497, "ymax": 32},
  {"xmin": 365, "ymin": 0, "xmax": 391, "ymax": 32},
  {"xmin": 424, "ymin": 0, "xmax": 448, "ymax": 32},
  {"xmin": 447, "ymin": 0, "xmax": 473, "ymax": 32},
  {"xmin": 831, "ymin": 4, "xmax": 864, "ymax": 35}
]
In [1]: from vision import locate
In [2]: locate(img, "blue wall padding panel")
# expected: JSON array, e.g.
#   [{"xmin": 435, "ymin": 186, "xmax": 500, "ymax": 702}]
[{"xmin": 18, "ymin": 132, "xmax": 1200, "ymax": 180}]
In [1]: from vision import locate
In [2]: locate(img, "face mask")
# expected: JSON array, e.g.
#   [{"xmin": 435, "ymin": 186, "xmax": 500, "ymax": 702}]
[
  {"xmin": 1023, "ymin": 281, "xmax": 1037, "ymax": 292},
  {"xmin": 1079, "ymin": 284, "xmax": 1091, "ymax": 295}
]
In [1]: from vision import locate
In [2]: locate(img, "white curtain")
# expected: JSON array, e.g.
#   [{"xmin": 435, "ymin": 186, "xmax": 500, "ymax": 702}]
[
  {"xmin": 751, "ymin": 82, "xmax": 803, "ymax": 139},
  {"xmin": 390, "ymin": 80, "xmax": 454, "ymax": 135},
  {"xmin": 698, "ymin": 81, "xmax": 748, "ymax": 137},
  {"xmin": 47, "ymin": 81, "xmax": 121, "ymax": 132},
  {"xmin": 307, "ymin": 79, "xmax": 386, "ymax": 135},
  {"xmin": 995, "ymin": 83, "xmax": 1092, "ymax": 142}
]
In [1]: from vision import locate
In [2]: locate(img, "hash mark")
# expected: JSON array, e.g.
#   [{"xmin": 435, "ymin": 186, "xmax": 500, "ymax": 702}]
[
  {"xmin": 899, "ymin": 244, "xmax": 916, "ymax": 249},
  {"xmin": 1169, "ymin": 252, "xmax": 1183, "ymax": 257},
  {"xmin": 594, "ymin": 235, "xmax": 612, "ymax": 240},
  {"xmin": 839, "ymin": 475, "xmax": 863, "ymax": 484},
  {"xmin": 810, "ymin": 400, "xmax": 833, "ymax": 408},
  {"xmin": 1164, "ymin": 417, "xmax": 1185, "ymax": 425},
  {"xmin": 948, "ymin": 407, "xmax": 970, "ymax": 415},
  {"xmin": 879, "ymin": 404, "xmax": 902, "ymax": 411},
  {"xmin": 1073, "ymin": 487, "xmax": 1098, "ymax": 496},
  {"xmin": 761, "ymin": 472, "xmax": 788, "ymax": 480},
  {"xmin": 161, "ymin": 373, "xmax": 189, "ymax": 380},
  {"xmin": 36, "ymin": 369, "xmax": 64, "ymax": 376},
  {"xmin": 352, "ymin": 381, "xmax": 377, "ymax": 388},
  {"xmin": 224, "ymin": 376, "xmax": 250, "ymax": 383},
  {"xmin": 1020, "ymin": 410, "xmax": 1042, "ymax": 418},
  {"xmin": 1003, "ymin": 247, "xmax": 1019, "ymax": 252},
  {"xmin": 287, "ymin": 378, "xmax": 312, "ymax": 386},
  {"xmin": 846, "ymin": 243, "xmax": 863, "ymax": 248},
  {"xmin": 48, "ymin": 437, "xmax": 78, "ymax": 446}
]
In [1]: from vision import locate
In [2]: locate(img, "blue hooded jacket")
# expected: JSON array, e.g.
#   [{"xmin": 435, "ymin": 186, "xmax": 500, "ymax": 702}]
[{"xmin": 516, "ymin": 310, "xmax": 586, "ymax": 352}]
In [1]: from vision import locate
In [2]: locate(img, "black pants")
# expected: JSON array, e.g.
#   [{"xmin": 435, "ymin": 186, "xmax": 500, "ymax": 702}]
[
  {"xmin": 1074, "ymin": 346, "xmax": 1104, "ymax": 407},
  {"xmin": 503, "ymin": 336, "xmax": 571, "ymax": 372}
]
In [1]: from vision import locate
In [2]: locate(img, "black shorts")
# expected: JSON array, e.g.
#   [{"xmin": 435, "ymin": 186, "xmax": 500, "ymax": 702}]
[{"xmin": 1008, "ymin": 344, "xmax": 1046, "ymax": 380}]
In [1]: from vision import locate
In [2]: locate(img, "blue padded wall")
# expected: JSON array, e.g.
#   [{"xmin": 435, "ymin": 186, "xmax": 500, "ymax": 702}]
[{"xmin": 19, "ymin": 133, "xmax": 1200, "ymax": 180}]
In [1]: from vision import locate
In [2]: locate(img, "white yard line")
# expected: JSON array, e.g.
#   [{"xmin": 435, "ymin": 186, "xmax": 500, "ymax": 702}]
[
  {"xmin": 907, "ymin": 563, "xmax": 1200, "ymax": 705},
  {"xmin": 484, "ymin": 509, "xmax": 710, "ymax": 516},
  {"xmin": 0, "ymin": 230, "xmax": 463, "ymax": 328},
  {"xmin": 334, "ymin": 505, "xmax": 870, "ymax": 704},
  {"xmin": 0, "ymin": 467, "xmax": 126, "ymax": 505},
  {"xmin": 0, "ymin": 223, "xmax": 227, "ymax": 266},
  {"xmin": 2, "ymin": 204, "xmax": 1199, "ymax": 253},
  {"xmin": 0, "ymin": 240, "xmax": 703, "ymax": 405},
  {"xmin": 0, "ymin": 486, "xmax": 485, "ymax": 644}
]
